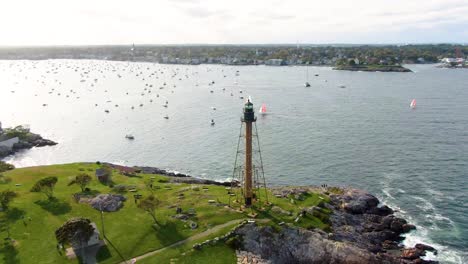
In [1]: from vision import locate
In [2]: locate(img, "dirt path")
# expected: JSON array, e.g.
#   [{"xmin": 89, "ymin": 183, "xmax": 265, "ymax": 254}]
[{"xmin": 120, "ymin": 219, "xmax": 246, "ymax": 263}]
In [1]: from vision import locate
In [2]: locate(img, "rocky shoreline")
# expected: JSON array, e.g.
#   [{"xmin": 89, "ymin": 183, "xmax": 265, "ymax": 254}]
[
  {"xmin": 233, "ymin": 187, "xmax": 437, "ymax": 264},
  {"xmin": 103, "ymin": 164, "xmax": 438, "ymax": 263},
  {"xmin": 0, "ymin": 123, "xmax": 57, "ymax": 159}
]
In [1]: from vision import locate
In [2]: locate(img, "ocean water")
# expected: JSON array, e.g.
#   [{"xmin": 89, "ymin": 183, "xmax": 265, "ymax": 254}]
[{"xmin": 0, "ymin": 60, "xmax": 467, "ymax": 263}]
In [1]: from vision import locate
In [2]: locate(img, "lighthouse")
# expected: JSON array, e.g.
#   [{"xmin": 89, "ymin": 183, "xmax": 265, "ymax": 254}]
[
  {"xmin": 242, "ymin": 99, "xmax": 256, "ymax": 206},
  {"xmin": 231, "ymin": 98, "xmax": 268, "ymax": 208}
]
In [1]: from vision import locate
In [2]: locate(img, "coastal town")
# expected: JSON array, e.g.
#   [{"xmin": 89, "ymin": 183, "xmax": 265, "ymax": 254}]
[{"xmin": 0, "ymin": 44, "xmax": 466, "ymax": 69}]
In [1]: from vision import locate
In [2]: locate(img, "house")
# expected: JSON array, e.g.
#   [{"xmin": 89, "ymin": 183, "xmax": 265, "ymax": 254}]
[
  {"xmin": 86, "ymin": 223, "xmax": 101, "ymax": 247},
  {"xmin": 0, "ymin": 137, "xmax": 19, "ymax": 151},
  {"xmin": 70, "ymin": 222, "xmax": 101, "ymax": 249},
  {"xmin": 265, "ymin": 59, "xmax": 285, "ymax": 66}
]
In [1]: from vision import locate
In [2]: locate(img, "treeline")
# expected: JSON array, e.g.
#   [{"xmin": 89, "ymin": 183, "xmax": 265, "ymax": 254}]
[{"xmin": 0, "ymin": 44, "xmax": 466, "ymax": 64}]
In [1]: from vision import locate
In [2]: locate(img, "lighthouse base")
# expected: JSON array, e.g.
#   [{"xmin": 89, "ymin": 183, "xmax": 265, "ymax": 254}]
[{"xmin": 245, "ymin": 197, "xmax": 252, "ymax": 207}]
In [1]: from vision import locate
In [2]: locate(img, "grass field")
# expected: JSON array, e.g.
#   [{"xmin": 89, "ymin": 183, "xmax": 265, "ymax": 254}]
[{"xmin": 0, "ymin": 163, "xmax": 330, "ymax": 263}]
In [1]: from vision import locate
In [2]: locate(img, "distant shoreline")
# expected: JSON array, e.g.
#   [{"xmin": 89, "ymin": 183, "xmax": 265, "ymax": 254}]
[{"xmin": 333, "ymin": 64, "xmax": 412, "ymax": 72}]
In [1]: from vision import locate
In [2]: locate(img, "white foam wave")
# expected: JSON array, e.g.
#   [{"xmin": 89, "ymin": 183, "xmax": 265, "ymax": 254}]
[
  {"xmin": 378, "ymin": 180, "xmax": 464, "ymax": 263},
  {"xmin": 404, "ymin": 229, "xmax": 465, "ymax": 264}
]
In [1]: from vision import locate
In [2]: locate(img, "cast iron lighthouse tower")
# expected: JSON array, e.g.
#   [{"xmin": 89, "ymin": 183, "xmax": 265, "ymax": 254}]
[
  {"xmin": 243, "ymin": 99, "xmax": 255, "ymax": 205},
  {"xmin": 231, "ymin": 98, "xmax": 268, "ymax": 207}
]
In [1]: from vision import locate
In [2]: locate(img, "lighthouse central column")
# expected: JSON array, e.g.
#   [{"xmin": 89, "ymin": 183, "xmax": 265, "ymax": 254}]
[{"xmin": 245, "ymin": 121, "xmax": 253, "ymax": 206}]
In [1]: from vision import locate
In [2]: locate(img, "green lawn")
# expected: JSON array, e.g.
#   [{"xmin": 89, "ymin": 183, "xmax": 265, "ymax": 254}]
[{"xmin": 0, "ymin": 163, "xmax": 331, "ymax": 263}]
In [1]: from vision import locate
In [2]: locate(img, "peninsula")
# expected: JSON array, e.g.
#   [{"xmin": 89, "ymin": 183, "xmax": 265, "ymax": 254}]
[
  {"xmin": 0, "ymin": 162, "xmax": 438, "ymax": 263},
  {"xmin": 333, "ymin": 64, "xmax": 412, "ymax": 72},
  {"xmin": 0, "ymin": 123, "xmax": 57, "ymax": 159}
]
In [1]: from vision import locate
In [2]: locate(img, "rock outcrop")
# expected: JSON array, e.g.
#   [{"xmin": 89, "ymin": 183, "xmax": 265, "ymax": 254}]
[
  {"xmin": 236, "ymin": 224, "xmax": 399, "ymax": 264},
  {"xmin": 234, "ymin": 188, "xmax": 437, "ymax": 264},
  {"xmin": 89, "ymin": 194, "xmax": 126, "ymax": 212}
]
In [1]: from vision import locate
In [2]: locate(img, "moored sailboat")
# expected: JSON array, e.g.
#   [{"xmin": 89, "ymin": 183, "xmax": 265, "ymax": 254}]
[
  {"xmin": 410, "ymin": 99, "xmax": 416, "ymax": 109},
  {"xmin": 259, "ymin": 103, "xmax": 267, "ymax": 114}
]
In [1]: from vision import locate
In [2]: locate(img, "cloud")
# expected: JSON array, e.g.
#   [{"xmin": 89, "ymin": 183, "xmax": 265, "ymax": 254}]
[
  {"xmin": 0, "ymin": 0, "xmax": 467, "ymax": 45},
  {"xmin": 182, "ymin": 6, "xmax": 218, "ymax": 18}
]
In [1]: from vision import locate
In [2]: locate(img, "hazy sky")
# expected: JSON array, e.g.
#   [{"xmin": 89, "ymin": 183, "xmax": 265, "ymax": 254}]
[{"xmin": 1, "ymin": 0, "xmax": 468, "ymax": 45}]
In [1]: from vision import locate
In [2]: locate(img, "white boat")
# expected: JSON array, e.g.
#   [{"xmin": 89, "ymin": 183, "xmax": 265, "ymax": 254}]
[
  {"xmin": 410, "ymin": 99, "xmax": 416, "ymax": 109},
  {"xmin": 259, "ymin": 103, "xmax": 267, "ymax": 114},
  {"xmin": 305, "ymin": 66, "xmax": 310, "ymax": 87}
]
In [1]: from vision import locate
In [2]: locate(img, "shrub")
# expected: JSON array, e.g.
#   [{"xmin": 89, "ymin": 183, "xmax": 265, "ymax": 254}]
[
  {"xmin": 0, "ymin": 161, "xmax": 15, "ymax": 173},
  {"xmin": 0, "ymin": 174, "xmax": 12, "ymax": 184},
  {"xmin": 30, "ymin": 177, "xmax": 58, "ymax": 199}
]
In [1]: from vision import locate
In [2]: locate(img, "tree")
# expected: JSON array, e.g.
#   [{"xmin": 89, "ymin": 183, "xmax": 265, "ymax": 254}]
[
  {"xmin": 0, "ymin": 190, "xmax": 17, "ymax": 210},
  {"xmin": 55, "ymin": 218, "xmax": 94, "ymax": 247},
  {"xmin": 68, "ymin": 173, "xmax": 92, "ymax": 192},
  {"xmin": 144, "ymin": 178, "xmax": 155, "ymax": 194},
  {"xmin": 30, "ymin": 176, "xmax": 58, "ymax": 199},
  {"xmin": 138, "ymin": 195, "xmax": 160, "ymax": 225}
]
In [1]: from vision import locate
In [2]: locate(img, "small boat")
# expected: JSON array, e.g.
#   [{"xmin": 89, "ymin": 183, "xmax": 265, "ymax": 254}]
[
  {"xmin": 211, "ymin": 119, "xmax": 215, "ymax": 126},
  {"xmin": 164, "ymin": 115, "xmax": 169, "ymax": 119},
  {"xmin": 125, "ymin": 134, "xmax": 135, "ymax": 140},
  {"xmin": 259, "ymin": 103, "xmax": 267, "ymax": 114},
  {"xmin": 211, "ymin": 107, "xmax": 216, "ymax": 110},
  {"xmin": 410, "ymin": 99, "xmax": 416, "ymax": 109},
  {"xmin": 104, "ymin": 110, "xmax": 110, "ymax": 113},
  {"xmin": 339, "ymin": 85, "xmax": 346, "ymax": 88},
  {"xmin": 305, "ymin": 82, "xmax": 311, "ymax": 87}
]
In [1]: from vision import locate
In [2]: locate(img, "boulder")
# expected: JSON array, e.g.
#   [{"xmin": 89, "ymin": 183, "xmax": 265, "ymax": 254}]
[
  {"xmin": 339, "ymin": 189, "xmax": 379, "ymax": 214},
  {"xmin": 415, "ymin": 243, "xmax": 437, "ymax": 253},
  {"xmin": 402, "ymin": 224, "xmax": 416, "ymax": 233},
  {"xmin": 89, "ymin": 194, "xmax": 126, "ymax": 212},
  {"xmin": 389, "ymin": 217, "xmax": 407, "ymax": 233},
  {"xmin": 368, "ymin": 205, "xmax": 393, "ymax": 216},
  {"xmin": 401, "ymin": 248, "xmax": 424, "ymax": 260}
]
